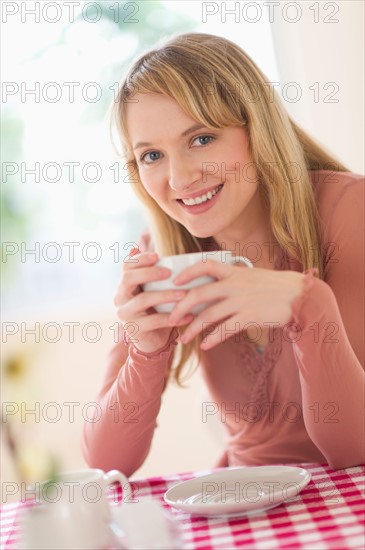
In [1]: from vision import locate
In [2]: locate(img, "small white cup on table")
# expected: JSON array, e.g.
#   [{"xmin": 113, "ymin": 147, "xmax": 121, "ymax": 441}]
[{"xmin": 21, "ymin": 468, "xmax": 130, "ymax": 550}]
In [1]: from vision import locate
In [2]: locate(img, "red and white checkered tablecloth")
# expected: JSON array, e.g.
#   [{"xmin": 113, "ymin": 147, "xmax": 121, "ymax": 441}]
[{"xmin": 1, "ymin": 463, "xmax": 364, "ymax": 549}]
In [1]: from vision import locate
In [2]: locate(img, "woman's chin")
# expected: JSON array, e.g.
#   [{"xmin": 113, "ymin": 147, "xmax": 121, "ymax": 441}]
[
  {"xmin": 170, "ymin": 214, "xmax": 218, "ymax": 240},
  {"xmin": 187, "ymin": 228, "xmax": 215, "ymax": 239}
]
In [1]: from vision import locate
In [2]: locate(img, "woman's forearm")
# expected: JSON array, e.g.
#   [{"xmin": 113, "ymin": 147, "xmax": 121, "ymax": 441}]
[
  {"xmin": 82, "ymin": 333, "xmax": 177, "ymax": 476},
  {"xmin": 291, "ymin": 271, "xmax": 365, "ymax": 469}
]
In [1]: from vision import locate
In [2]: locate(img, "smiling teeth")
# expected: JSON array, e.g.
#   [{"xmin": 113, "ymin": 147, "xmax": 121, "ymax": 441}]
[{"xmin": 181, "ymin": 184, "xmax": 223, "ymax": 206}]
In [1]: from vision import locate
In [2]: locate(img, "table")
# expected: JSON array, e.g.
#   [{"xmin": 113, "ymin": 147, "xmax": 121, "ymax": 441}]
[{"xmin": 1, "ymin": 463, "xmax": 364, "ymax": 549}]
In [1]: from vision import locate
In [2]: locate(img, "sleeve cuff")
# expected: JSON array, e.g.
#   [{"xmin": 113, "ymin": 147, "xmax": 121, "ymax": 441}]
[
  {"xmin": 288, "ymin": 267, "xmax": 341, "ymax": 340},
  {"xmin": 290, "ymin": 268, "xmax": 319, "ymax": 322},
  {"xmin": 124, "ymin": 327, "xmax": 179, "ymax": 362}
]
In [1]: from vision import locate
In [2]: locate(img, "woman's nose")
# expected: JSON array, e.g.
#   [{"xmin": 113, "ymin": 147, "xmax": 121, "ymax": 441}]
[{"xmin": 168, "ymin": 156, "xmax": 201, "ymax": 193}]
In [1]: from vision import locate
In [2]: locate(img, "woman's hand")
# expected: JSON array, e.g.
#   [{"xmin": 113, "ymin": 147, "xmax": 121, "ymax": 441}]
[
  {"xmin": 114, "ymin": 248, "xmax": 195, "ymax": 354},
  {"xmin": 168, "ymin": 260, "xmax": 306, "ymax": 350}
]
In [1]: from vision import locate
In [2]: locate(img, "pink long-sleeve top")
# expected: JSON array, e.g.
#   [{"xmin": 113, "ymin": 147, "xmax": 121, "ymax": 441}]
[{"xmin": 82, "ymin": 170, "xmax": 365, "ymax": 474}]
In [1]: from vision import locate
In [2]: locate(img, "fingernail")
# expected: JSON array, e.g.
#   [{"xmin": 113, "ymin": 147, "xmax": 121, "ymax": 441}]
[
  {"xmin": 158, "ymin": 267, "xmax": 171, "ymax": 275},
  {"xmin": 182, "ymin": 313, "xmax": 194, "ymax": 323}
]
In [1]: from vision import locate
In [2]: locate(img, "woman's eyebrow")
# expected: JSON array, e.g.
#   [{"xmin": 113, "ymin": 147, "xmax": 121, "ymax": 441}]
[{"xmin": 133, "ymin": 123, "xmax": 207, "ymax": 150}]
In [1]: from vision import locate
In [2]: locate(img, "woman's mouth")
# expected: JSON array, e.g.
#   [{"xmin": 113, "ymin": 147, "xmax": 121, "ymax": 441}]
[{"xmin": 177, "ymin": 184, "xmax": 224, "ymax": 214}]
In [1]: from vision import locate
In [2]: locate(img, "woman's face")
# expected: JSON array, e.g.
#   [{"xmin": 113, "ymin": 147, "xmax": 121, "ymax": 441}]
[{"xmin": 126, "ymin": 93, "xmax": 263, "ymax": 241}]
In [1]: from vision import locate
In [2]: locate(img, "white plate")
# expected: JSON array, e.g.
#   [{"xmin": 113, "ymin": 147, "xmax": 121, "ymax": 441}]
[{"xmin": 164, "ymin": 466, "xmax": 311, "ymax": 517}]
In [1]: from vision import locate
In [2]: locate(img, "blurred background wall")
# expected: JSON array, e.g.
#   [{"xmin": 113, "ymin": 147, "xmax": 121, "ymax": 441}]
[{"xmin": 1, "ymin": 1, "xmax": 364, "ymax": 502}]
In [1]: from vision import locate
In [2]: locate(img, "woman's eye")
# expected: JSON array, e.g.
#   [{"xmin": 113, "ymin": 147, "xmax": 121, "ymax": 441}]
[
  {"xmin": 140, "ymin": 151, "xmax": 161, "ymax": 164},
  {"xmin": 192, "ymin": 135, "xmax": 215, "ymax": 146},
  {"xmin": 140, "ymin": 135, "xmax": 215, "ymax": 164}
]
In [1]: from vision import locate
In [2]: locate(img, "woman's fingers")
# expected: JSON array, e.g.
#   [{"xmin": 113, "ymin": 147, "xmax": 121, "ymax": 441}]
[
  {"xmin": 114, "ymin": 252, "xmax": 171, "ymax": 305},
  {"xmin": 115, "ymin": 266, "xmax": 170, "ymax": 303},
  {"xmin": 168, "ymin": 278, "xmax": 231, "ymax": 324},
  {"xmin": 117, "ymin": 288, "xmax": 188, "ymax": 319},
  {"xmin": 123, "ymin": 264, "xmax": 171, "ymax": 290},
  {"xmin": 172, "ymin": 258, "xmax": 231, "ymax": 285},
  {"xmin": 113, "ymin": 250, "xmax": 195, "ymax": 353},
  {"xmin": 199, "ymin": 314, "xmax": 243, "ymax": 350},
  {"xmin": 123, "ymin": 250, "xmax": 157, "ymax": 271},
  {"xmin": 118, "ymin": 310, "xmax": 194, "ymax": 334},
  {"xmin": 178, "ymin": 298, "xmax": 237, "ymax": 344}
]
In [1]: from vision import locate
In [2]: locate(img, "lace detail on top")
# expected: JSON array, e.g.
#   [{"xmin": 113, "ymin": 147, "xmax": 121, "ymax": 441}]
[
  {"xmin": 237, "ymin": 247, "xmax": 289, "ymax": 404},
  {"xmin": 244, "ymin": 326, "xmax": 283, "ymax": 404}
]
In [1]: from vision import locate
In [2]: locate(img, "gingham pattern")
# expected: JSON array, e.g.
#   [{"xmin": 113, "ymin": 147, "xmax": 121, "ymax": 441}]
[{"xmin": 1, "ymin": 463, "xmax": 364, "ymax": 549}]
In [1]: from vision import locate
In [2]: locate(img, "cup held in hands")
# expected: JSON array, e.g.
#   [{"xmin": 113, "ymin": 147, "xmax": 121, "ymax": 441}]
[{"xmin": 143, "ymin": 251, "xmax": 253, "ymax": 314}]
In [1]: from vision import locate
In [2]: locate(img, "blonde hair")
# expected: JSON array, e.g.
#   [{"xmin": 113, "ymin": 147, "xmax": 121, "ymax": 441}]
[{"xmin": 112, "ymin": 32, "xmax": 349, "ymax": 385}]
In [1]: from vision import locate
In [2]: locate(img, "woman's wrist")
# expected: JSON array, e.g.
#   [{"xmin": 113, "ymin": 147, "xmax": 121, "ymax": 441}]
[{"xmin": 127, "ymin": 328, "xmax": 179, "ymax": 358}]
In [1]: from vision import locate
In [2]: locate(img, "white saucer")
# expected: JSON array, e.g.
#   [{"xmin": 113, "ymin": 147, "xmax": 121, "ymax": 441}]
[{"xmin": 164, "ymin": 466, "xmax": 311, "ymax": 517}]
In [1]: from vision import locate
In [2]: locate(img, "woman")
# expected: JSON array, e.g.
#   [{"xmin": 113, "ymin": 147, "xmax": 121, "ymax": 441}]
[{"xmin": 82, "ymin": 33, "xmax": 364, "ymax": 474}]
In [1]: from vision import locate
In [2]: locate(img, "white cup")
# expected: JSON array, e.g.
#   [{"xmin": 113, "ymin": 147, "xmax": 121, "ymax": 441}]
[
  {"xmin": 143, "ymin": 250, "xmax": 253, "ymax": 314},
  {"xmin": 21, "ymin": 469, "xmax": 130, "ymax": 550}
]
